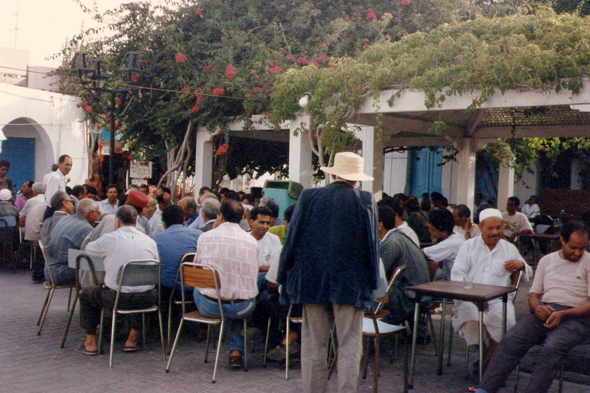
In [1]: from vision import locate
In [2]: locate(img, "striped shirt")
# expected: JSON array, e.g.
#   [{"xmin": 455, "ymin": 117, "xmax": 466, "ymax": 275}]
[
  {"xmin": 196, "ymin": 222, "xmax": 259, "ymax": 301},
  {"xmin": 85, "ymin": 225, "xmax": 159, "ymax": 293},
  {"xmin": 47, "ymin": 214, "xmax": 93, "ymax": 268}
]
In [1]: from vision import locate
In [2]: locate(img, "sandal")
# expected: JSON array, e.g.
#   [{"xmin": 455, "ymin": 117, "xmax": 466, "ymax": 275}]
[{"xmin": 75, "ymin": 342, "xmax": 98, "ymax": 356}]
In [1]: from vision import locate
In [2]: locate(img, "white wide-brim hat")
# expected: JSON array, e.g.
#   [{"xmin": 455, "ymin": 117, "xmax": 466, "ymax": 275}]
[{"xmin": 320, "ymin": 152, "xmax": 374, "ymax": 182}]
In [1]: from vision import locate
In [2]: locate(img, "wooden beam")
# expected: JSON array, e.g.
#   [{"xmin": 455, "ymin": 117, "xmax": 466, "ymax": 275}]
[
  {"xmin": 231, "ymin": 130, "xmax": 289, "ymax": 143},
  {"xmin": 472, "ymin": 125, "xmax": 590, "ymax": 139},
  {"xmin": 465, "ymin": 109, "xmax": 486, "ymax": 137},
  {"xmin": 351, "ymin": 113, "xmax": 465, "ymax": 138}
]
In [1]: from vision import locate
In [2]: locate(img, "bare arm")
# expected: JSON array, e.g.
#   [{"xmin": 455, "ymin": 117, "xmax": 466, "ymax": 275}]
[{"xmin": 544, "ymin": 299, "xmax": 590, "ymax": 329}]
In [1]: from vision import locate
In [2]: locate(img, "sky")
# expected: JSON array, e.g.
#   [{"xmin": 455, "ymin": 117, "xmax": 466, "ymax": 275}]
[{"xmin": 0, "ymin": 0, "xmax": 155, "ymax": 67}]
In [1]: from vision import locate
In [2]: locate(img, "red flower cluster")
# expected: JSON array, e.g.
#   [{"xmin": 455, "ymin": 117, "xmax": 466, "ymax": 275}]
[
  {"xmin": 253, "ymin": 87, "xmax": 262, "ymax": 94},
  {"xmin": 216, "ymin": 143, "xmax": 229, "ymax": 156},
  {"xmin": 175, "ymin": 52, "xmax": 188, "ymax": 63},
  {"xmin": 84, "ymin": 105, "xmax": 93, "ymax": 112},
  {"xmin": 130, "ymin": 74, "xmax": 139, "ymax": 83},
  {"xmin": 269, "ymin": 65, "xmax": 283, "ymax": 74},
  {"xmin": 196, "ymin": 94, "xmax": 205, "ymax": 103},
  {"xmin": 297, "ymin": 57, "xmax": 309, "ymax": 65},
  {"xmin": 115, "ymin": 98, "xmax": 122, "ymax": 106},
  {"xmin": 195, "ymin": 7, "xmax": 204, "ymax": 16},
  {"xmin": 286, "ymin": 55, "xmax": 296, "ymax": 62},
  {"xmin": 225, "ymin": 64, "xmax": 237, "ymax": 80},
  {"xmin": 367, "ymin": 8, "xmax": 378, "ymax": 20},
  {"xmin": 181, "ymin": 85, "xmax": 190, "ymax": 93},
  {"xmin": 302, "ymin": 50, "xmax": 308, "ymax": 55},
  {"xmin": 204, "ymin": 64, "xmax": 215, "ymax": 71},
  {"xmin": 313, "ymin": 54, "xmax": 328, "ymax": 64},
  {"xmin": 192, "ymin": 105, "xmax": 200, "ymax": 113},
  {"xmin": 212, "ymin": 88, "xmax": 225, "ymax": 96},
  {"xmin": 401, "ymin": 0, "xmax": 410, "ymax": 4},
  {"xmin": 276, "ymin": 52, "xmax": 283, "ymax": 57}
]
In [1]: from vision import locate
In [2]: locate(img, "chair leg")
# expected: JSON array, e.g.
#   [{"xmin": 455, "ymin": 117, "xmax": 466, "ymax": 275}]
[
  {"xmin": 167, "ymin": 304, "xmax": 173, "ymax": 354},
  {"xmin": 98, "ymin": 309, "xmax": 105, "ymax": 355},
  {"xmin": 38, "ymin": 288, "xmax": 55, "ymax": 335},
  {"xmin": 559, "ymin": 361, "xmax": 565, "ymax": 393},
  {"xmin": 373, "ymin": 337, "xmax": 380, "ymax": 393},
  {"xmin": 243, "ymin": 319, "xmax": 248, "ymax": 372},
  {"xmin": 37, "ymin": 290, "xmax": 51, "ymax": 325},
  {"xmin": 109, "ymin": 311, "xmax": 117, "ymax": 368},
  {"xmin": 67, "ymin": 287, "xmax": 72, "ymax": 313},
  {"xmin": 465, "ymin": 341, "xmax": 470, "ymax": 380},
  {"xmin": 263, "ymin": 317, "xmax": 271, "ymax": 368},
  {"xmin": 362, "ymin": 336, "xmax": 370, "ymax": 380},
  {"xmin": 514, "ymin": 364, "xmax": 519, "ymax": 393},
  {"xmin": 212, "ymin": 321, "xmax": 225, "ymax": 383},
  {"xmin": 427, "ymin": 311, "xmax": 438, "ymax": 356},
  {"xmin": 447, "ymin": 322, "xmax": 454, "ymax": 366},
  {"xmin": 142, "ymin": 314, "xmax": 147, "ymax": 349},
  {"xmin": 204, "ymin": 325, "xmax": 211, "ymax": 363},
  {"xmin": 165, "ymin": 318, "xmax": 185, "ymax": 373},
  {"xmin": 157, "ymin": 310, "xmax": 166, "ymax": 361},
  {"xmin": 60, "ymin": 291, "xmax": 79, "ymax": 348}
]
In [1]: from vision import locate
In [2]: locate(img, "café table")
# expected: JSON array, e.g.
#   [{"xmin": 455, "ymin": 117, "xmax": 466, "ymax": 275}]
[{"xmin": 406, "ymin": 281, "xmax": 516, "ymax": 388}]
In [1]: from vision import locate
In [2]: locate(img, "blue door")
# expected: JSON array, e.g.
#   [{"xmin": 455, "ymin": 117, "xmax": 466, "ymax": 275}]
[
  {"xmin": 0, "ymin": 137, "xmax": 36, "ymax": 191},
  {"xmin": 475, "ymin": 152, "xmax": 499, "ymax": 204},
  {"xmin": 409, "ymin": 147, "xmax": 443, "ymax": 198}
]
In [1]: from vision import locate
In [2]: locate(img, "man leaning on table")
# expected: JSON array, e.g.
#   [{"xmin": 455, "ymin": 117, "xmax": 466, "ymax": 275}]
[
  {"xmin": 451, "ymin": 208, "xmax": 532, "ymax": 375},
  {"xmin": 475, "ymin": 219, "xmax": 590, "ymax": 393},
  {"xmin": 77, "ymin": 205, "xmax": 160, "ymax": 355}
]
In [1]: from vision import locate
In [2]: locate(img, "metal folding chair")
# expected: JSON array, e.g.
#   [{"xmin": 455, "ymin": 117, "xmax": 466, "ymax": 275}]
[
  {"xmin": 16, "ymin": 224, "xmax": 38, "ymax": 272},
  {"xmin": 165, "ymin": 262, "xmax": 250, "ymax": 383},
  {"xmin": 0, "ymin": 216, "xmax": 17, "ymax": 270},
  {"xmin": 96, "ymin": 259, "xmax": 166, "ymax": 368},
  {"xmin": 262, "ymin": 304, "xmax": 303, "ymax": 380},
  {"xmin": 166, "ymin": 252, "xmax": 196, "ymax": 353},
  {"xmin": 36, "ymin": 241, "xmax": 75, "ymax": 336}
]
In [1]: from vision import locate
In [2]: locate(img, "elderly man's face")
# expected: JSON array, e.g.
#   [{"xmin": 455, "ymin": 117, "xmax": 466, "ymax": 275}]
[
  {"xmin": 58, "ymin": 157, "xmax": 73, "ymax": 175},
  {"xmin": 480, "ymin": 217, "xmax": 503, "ymax": 248},
  {"xmin": 561, "ymin": 231, "xmax": 588, "ymax": 262},
  {"xmin": 143, "ymin": 202, "xmax": 157, "ymax": 219}
]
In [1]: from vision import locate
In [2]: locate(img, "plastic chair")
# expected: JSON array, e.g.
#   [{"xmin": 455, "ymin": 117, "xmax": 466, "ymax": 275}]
[
  {"xmin": 166, "ymin": 252, "xmax": 196, "ymax": 353},
  {"xmin": 36, "ymin": 241, "xmax": 75, "ymax": 336},
  {"xmin": 165, "ymin": 262, "xmax": 250, "ymax": 383},
  {"xmin": 60, "ymin": 253, "xmax": 99, "ymax": 348},
  {"xmin": 96, "ymin": 260, "xmax": 166, "ymax": 368},
  {"xmin": 0, "ymin": 216, "xmax": 17, "ymax": 269}
]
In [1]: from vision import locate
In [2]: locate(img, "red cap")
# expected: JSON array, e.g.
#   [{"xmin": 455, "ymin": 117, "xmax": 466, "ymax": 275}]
[{"xmin": 127, "ymin": 189, "xmax": 148, "ymax": 209}]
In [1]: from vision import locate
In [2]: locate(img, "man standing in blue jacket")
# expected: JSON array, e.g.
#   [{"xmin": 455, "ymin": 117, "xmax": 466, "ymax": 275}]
[{"xmin": 277, "ymin": 152, "xmax": 380, "ymax": 393}]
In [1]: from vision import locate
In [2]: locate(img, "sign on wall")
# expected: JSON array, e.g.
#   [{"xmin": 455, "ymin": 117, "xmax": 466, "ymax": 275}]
[{"xmin": 130, "ymin": 160, "xmax": 152, "ymax": 179}]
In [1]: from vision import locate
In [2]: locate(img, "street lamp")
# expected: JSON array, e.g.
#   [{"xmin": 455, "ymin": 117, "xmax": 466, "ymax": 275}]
[{"xmin": 69, "ymin": 51, "xmax": 147, "ymax": 185}]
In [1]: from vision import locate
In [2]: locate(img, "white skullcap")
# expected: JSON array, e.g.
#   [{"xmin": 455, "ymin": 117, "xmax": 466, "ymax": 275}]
[
  {"xmin": 479, "ymin": 208, "xmax": 502, "ymax": 223},
  {"xmin": 0, "ymin": 189, "xmax": 11, "ymax": 201}
]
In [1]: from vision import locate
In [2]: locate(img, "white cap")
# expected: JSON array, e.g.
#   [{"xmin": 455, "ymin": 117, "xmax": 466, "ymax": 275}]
[
  {"xmin": 0, "ymin": 189, "xmax": 11, "ymax": 201},
  {"xmin": 479, "ymin": 208, "xmax": 502, "ymax": 223}
]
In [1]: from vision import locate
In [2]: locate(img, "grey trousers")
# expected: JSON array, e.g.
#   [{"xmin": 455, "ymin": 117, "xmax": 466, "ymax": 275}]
[
  {"xmin": 480, "ymin": 304, "xmax": 590, "ymax": 393},
  {"xmin": 301, "ymin": 303, "xmax": 363, "ymax": 393}
]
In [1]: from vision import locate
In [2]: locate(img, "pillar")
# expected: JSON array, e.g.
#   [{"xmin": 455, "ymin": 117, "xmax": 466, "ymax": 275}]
[
  {"xmin": 497, "ymin": 158, "xmax": 515, "ymax": 212},
  {"xmin": 289, "ymin": 115, "xmax": 312, "ymax": 188},
  {"xmin": 360, "ymin": 125, "xmax": 384, "ymax": 201},
  {"xmin": 455, "ymin": 138, "xmax": 476, "ymax": 207},
  {"xmin": 194, "ymin": 127, "xmax": 214, "ymax": 191}
]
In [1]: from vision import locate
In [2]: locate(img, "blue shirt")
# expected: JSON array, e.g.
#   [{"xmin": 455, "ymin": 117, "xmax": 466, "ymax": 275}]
[
  {"xmin": 185, "ymin": 213, "xmax": 199, "ymax": 228},
  {"xmin": 47, "ymin": 214, "xmax": 93, "ymax": 267},
  {"xmin": 153, "ymin": 224, "xmax": 203, "ymax": 288}
]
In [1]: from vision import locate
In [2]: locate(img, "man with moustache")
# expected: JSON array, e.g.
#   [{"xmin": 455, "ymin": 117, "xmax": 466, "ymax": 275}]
[
  {"xmin": 474, "ymin": 219, "xmax": 590, "ymax": 393},
  {"xmin": 451, "ymin": 208, "xmax": 533, "ymax": 374}
]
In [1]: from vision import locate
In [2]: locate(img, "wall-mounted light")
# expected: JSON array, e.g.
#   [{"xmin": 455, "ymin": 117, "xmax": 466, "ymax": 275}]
[{"xmin": 298, "ymin": 92, "xmax": 313, "ymax": 109}]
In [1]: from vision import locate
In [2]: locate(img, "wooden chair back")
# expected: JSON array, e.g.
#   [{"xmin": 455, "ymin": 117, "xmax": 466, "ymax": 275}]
[{"xmin": 182, "ymin": 264, "xmax": 221, "ymax": 290}]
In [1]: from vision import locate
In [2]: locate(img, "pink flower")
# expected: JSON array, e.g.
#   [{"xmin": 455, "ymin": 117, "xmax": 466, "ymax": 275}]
[
  {"xmin": 212, "ymin": 88, "xmax": 225, "ymax": 96},
  {"xmin": 84, "ymin": 105, "xmax": 92, "ymax": 112},
  {"xmin": 225, "ymin": 64, "xmax": 237, "ymax": 80},
  {"xmin": 319, "ymin": 43, "xmax": 326, "ymax": 48},
  {"xmin": 344, "ymin": 17, "xmax": 350, "ymax": 21},
  {"xmin": 204, "ymin": 64, "xmax": 214, "ymax": 71},
  {"xmin": 181, "ymin": 85, "xmax": 190, "ymax": 93},
  {"xmin": 115, "ymin": 98, "xmax": 122, "ymax": 106},
  {"xmin": 297, "ymin": 57, "xmax": 309, "ymax": 65},
  {"xmin": 276, "ymin": 52, "xmax": 283, "ymax": 57},
  {"xmin": 401, "ymin": 0, "xmax": 410, "ymax": 4},
  {"xmin": 216, "ymin": 143, "xmax": 229, "ymax": 155},
  {"xmin": 303, "ymin": 50, "xmax": 308, "ymax": 55},
  {"xmin": 175, "ymin": 52, "xmax": 188, "ymax": 63},
  {"xmin": 192, "ymin": 105, "xmax": 200, "ymax": 113},
  {"xmin": 196, "ymin": 94, "xmax": 205, "ymax": 103},
  {"xmin": 130, "ymin": 74, "xmax": 139, "ymax": 83},
  {"xmin": 269, "ymin": 65, "xmax": 283, "ymax": 74},
  {"xmin": 286, "ymin": 55, "xmax": 296, "ymax": 62},
  {"xmin": 195, "ymin": 7, "xmax": 204, "ymax": 16},
  {"xmin": 367, "ymin": 8, "xmax": 378, "ymax": 20},
  {"xmin": 253, "ymin": 87, "xmax": 262, "ymax": 94}
]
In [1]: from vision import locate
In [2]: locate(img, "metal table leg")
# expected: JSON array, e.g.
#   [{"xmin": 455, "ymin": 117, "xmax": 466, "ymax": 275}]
[
  {"xmin": 502, "ymin": 296, "xmax": 507, "ymax": 337},
  {"xmin": 437, "ymin": 298, "xmax": 446, "ymax": 375},
  {"xmin": 478, "ymin": 308, "xmax": 484, "ymax": 382},
  {"xmin": 409, "ymin": 300, "xmax": 420, "ymax": 389}
]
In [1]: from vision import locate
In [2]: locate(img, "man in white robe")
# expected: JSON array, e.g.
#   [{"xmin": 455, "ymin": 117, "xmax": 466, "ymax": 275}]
[{"xmin": 451, "ymin": 208, "xmax": 532, "ymax": 372}]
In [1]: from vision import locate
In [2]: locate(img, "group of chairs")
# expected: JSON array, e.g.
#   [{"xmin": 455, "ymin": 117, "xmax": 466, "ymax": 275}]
[{"xmin": 0, "ymin": 216, "xmax": 39, "ymax": 272}]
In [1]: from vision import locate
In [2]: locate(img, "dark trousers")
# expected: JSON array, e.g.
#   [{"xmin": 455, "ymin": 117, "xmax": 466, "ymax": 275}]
[
  {"xmin": 480, "ymin": 303, "xmax": 590, "ymax": 393},
  {"xmin": 80, "ymin": 286, "xmax": 156, "ymax": 335},
  {"xmin": 250, "ymin": 293, "xmax": 301, "ymax": 348}
]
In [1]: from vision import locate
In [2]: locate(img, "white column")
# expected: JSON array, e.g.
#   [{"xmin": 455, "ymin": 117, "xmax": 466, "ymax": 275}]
[
  {"xmin": 289, "ymin": 115, "xmax": 312, "ymax": 188},
  {"xmin": 360, "ymin": 125, "xmax": 384, "ymax": 201},
  {"xmin": 497, "ymin": 158, "xmax": 515, "ymax": 212},
  {"xmin": 455, "ymin": 138, "xmax": 476, "ymax": 207},
  {"xmin": 194, "ymin": 127, "xmax": 214, "ymax": 191}
]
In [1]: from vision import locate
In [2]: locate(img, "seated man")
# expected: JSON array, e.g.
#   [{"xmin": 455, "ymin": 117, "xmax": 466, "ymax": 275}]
[
  {"xmin": 249, "ymin": 207, "xmax": 282, "ymax": 272},
  {"xmin": 453, "ymin": 204, "xmax": 480, "ymax": 241},
  {"xmin": 268, "ymin": 204, "xmax": 295, "ymax": 245},
  {"xmin": 78, "ymin": 205, "xmax": 160, "ymax": 355},
  {"xmin": 178, "ymin": 197, "xmax": 199, "ymax": 227},
  {"xmin": 19, "ymin": 182, "xmax": 46, "ymax": 228},
  {"xmin": 452, "ymin": 208, "xmax": 532, "ymax": 374},
  {"xmin": 15, "ymin": 180, "xmax": 35, "ymax": 212},
  {"xmin": 475, "ymin": 219, "xmax": 590, "ymax": 393},
  {"xmin": 189, "ymin": 197, "xmax": 219, "ymax": 233},
  {"xmin": 391, "ymin": 204, "xmax": 420, "ymax": 247},
  {"xmin": 46, "ymin": 199, "xmax": 100, "ymax": 285},
  {"xmin": 98, "ymin": 184, "xmax": 119, "ymax": 215},
  {"xmin": 521, "ymin": 195, "xmax": 540, "ymax": 220},
  {"xmin": 148, "ymin": 187, "xmax": 172, "ymax": 237},
  {"xmin": 40, "ymin": 191, "xmax": 74, "ymax": 246},
  {"xmin": 192, "ymin": 199, "xmax": 259, "ymax": 369},
  {"xmin": 190, "ymin": 192, "xmax": 217, "ymax": 230},
  {"xmin": 423, "ymin": 209, "xmax": 466, "ymax": 281},
  {"xmin": 502, "ymin": 196, "xmax": 533, "ymax": 242},
  {"xmin": 153, "ymin": 205, "xmax": 202, "ymax": 301},
  {"xmin": 259, "ymin": 197, "xmax": 283, "ymax": 227},
  {"xmin": 378, "ymin": 206, "xmax": 430, "ymax": 325}
]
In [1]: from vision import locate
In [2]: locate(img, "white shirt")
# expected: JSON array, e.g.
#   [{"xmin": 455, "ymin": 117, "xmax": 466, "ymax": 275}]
[
  {"xmin": 149, "ymin": 206, "xmax": 164, "ymax": 236},
  {"xmin": 530, "ymin": 251, "xmax": 590, "ymax": 308},
  {"xmin": 45, "ymin": 169, "xmax": 68, "ymax": 206},
  {"xmin": 189, "ymin": 214, "xmax": 205, "ymax": 230},
  {"xmin": 502, "ymin": 211, "xmax": 533, "ymax": 238},
  {"xmin": 256, "ymin": 232, "xmax": 282, "ymax": 268},
  {"xmin": 85, "ymin": 226, "xmax": 159, "ymax": 293},
  {"xmin": 397, "ymin": 222, "xmax": 420, "ymax": 247},
  {"xmin": 25, "ymin": 203, "xmax": 46, "ymax": 241},
  {"xmin": 99, "ymin": 199, "xmax": 119, "ymax": 215},
  {"xmin": 423, "ymin": 233, "xmax": 466, "ymax": 280},
  {"xmin": 20, "ymin": 195, "xmax": 45, "ymax": 217},
  {"xmin": 42, "ymin": 171, "xmax": 54, "ymax": 186},
  {"xmin": 453, "ymin": 224, "xmax": 481, "ymax": 240},
  {"xmin": 521, "ymin": 204, "xmax": 540, "ymax": 219}
]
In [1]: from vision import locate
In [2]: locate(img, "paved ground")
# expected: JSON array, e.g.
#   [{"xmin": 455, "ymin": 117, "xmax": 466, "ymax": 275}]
[{"xmin": 1, "ymin": 268, "xmax": 588, "ymax": 393}]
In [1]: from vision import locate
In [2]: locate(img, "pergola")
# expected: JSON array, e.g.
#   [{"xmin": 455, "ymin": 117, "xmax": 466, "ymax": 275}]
[{"xmin": 194, "ymin": 80, "xmax": 590, "ymax": 208}]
